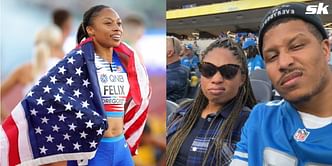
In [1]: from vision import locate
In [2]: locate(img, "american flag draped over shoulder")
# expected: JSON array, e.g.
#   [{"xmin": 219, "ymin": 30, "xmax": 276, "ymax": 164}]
[
  {"xmin": 1, "ymin": 38, "xmax": 151, "ymax": 166},
  {"xmin": 113, "ymin": 41, "xmax": 151, "ymax": 156}
]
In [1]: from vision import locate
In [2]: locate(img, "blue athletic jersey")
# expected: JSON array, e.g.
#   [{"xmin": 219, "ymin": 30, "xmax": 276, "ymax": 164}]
[
  {"xmin": 231, "ymin": 100, "xmax": 332, "ymax": 166},
  {"xmin": 95, "ymin": 52, "xmax": 129, "ymax": 117}
]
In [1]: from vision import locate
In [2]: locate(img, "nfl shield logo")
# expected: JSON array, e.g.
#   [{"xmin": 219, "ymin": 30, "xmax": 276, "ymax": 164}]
[{"xmin": 293, "ymin": 128, "xmax": 310, "ymax": 142}]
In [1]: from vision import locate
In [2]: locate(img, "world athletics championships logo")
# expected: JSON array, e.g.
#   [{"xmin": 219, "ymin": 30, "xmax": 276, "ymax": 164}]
[{"xmin": 100, "ymin": 74, "xmax": 108, "ymax": 83}]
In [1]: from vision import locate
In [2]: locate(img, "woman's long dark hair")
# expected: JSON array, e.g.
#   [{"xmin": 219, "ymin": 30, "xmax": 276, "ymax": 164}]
[
  {"xmin": 76, "ymin": 5, "xmax": 110, "ymax": 44},
  {"xmin": 166, "ymin": 38, "xmax": 257, "ymax": 166}
]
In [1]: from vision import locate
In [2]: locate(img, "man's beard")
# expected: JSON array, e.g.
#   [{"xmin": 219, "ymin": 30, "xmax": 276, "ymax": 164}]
[{"xmin": 288, "ymin": 72, "xmax": 328, "ymax": 105}]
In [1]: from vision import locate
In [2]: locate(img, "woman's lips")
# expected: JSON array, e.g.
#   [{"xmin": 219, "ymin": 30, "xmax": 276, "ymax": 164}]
[
  {"xmin": 208, "ymin": 87, "xmax": 226, "ymax": 95},
  {"xmin": 279, "ymin": 71, "xmax": 303, "ymax": 88}
]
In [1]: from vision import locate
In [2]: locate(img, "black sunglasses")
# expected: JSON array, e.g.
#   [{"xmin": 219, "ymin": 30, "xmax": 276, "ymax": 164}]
[{"xmin": 199, "ymin": 62, "xmax": 241, "ymax": 80}]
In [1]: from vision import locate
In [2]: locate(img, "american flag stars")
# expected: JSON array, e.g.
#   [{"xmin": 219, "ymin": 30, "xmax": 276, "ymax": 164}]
[
  {"xmin": 8, "ymin": 48, "xmax": 106, "ymax": 159},
  {"xmin": 80, "ymin": 131, "xmax": 88, "ymax": 139},
  {"xmin": 41, "ymin": 117, "xmax": 49, "ymax": 124},
  {"xmin": 64, "ymin": 102, "xmax": 73, "ymax": 111},
  {"xmin": 76, "ymin": 50, "xmax": 83, "ymax": 55},
  {"xmin": 57, "ymin": 143, "xmax": 65, "ymax": 152},
  {"xmin": 54, "ymin": 94, "xmax": 62, "ymax": 102},
  {"xmin": 66, "ymin": 77, "xmax": 74, "ymax": 86},
  {"xmin": 83, "ymin": 78, "xmax": 90, "ymax": 87},
  {"xmin": 75, "ymin": 67, "xmax": 83, "ymax": 76},
  {"xmin": 89, "ymin": 140, "xmax": 98, "ymax": 148},
  {"xmin": 75, "ymin": 111, "xmax": 84, "ymax": 119},
  {"xmin": 85, "ymin": 120, "xmax": 94, "ymax": 129},
  {"xmin": 50, "ymin": 76, "xmax": 57, "ymax": 84},
  {"xmin": 43, "ymin": 85, "xmax": 51, "ymax": 93},
  {"xmin": 35, "ymin": 127, "xmax": 43, "ymax": 134},
  {"xmin": 52, "ymin": 125, "xmax": 60, "ymax": 132},
  {"xmin": 63, "ymin": 133, "xmax": 71, "ymax": 141},
  {"xmin": 58, "ymin": 66, "xmax": 66, "ymax": 75},
  {"xmin": 58, "ymin": 87, "xmax": 65, "ymax": 94},
  {"xmin": 47, "ymin": 106, "xmax": 55, "ymax": 114},
  {"xmin": 68, "ymin": 123, "xmax": 77, "ymax": 131},
  {"xmin": 31, "ymin": 109, "xmax": 38, "ymax": 116},
  {"xmin": 96, "ymin": 128, "xmax": 104, "ymax": 136},
  {"xmin": 46, "ymin": 135, "xmax": 54, "ymax": 142},
  {"xmin": 67, "ymin": 56, "xmax": 75, "ymax": 64},
  {"xmin": 73, "ymin": 89, "xmax": 81, "ymax": 98},
  {"xmin": 27, "ymin": 90, "xmax": 34, "ymax": 97},
  {"xmin": 36, "ymin": 97, "xmax": 45, "ymax": 105},
  {"xmin": 39, "ymin": 146, "xmax": 48, "ymax": 155},
  {"xmin": 58, "ymin": 114, "xmax": 67, "ymax": 122},
  {"xmin": 73, "ymin": 142, "xmax": 81, "ymax": 150},
  {"xmin": 81, "ymin": 100, "xmax": 89, "ymax": 108}
]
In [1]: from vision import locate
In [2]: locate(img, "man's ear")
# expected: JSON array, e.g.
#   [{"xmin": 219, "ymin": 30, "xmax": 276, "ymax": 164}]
[
  {"xmin": 86, "ymin": 26, "xmax": 95, "ymax": 36},
  {"xmin": 321, "ymin": 39, "xmax": 330, "ymax": 63}
]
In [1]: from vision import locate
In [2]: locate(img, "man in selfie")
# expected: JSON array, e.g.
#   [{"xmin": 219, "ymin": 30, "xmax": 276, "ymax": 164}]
[{"xmin": 231, "ymin": 2, "xmax": 332, "ymax": 165}]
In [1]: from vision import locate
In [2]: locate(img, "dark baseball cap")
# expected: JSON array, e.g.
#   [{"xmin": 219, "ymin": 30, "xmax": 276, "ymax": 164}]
[{"xmin": 258, "ymin": 2, "xmax": 328, "ymax": 56}]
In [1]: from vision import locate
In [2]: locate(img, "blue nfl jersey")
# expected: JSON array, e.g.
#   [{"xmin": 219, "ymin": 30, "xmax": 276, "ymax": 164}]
[{"xmin": 231, "ymin": 100, "xmax": 332, "ymax": 166}]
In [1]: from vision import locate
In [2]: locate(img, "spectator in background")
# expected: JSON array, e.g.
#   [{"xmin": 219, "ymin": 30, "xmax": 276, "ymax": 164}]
[
  {"xmin": 242, "ymin": 38, "xmax": 265, "ymax": 74},
  {"xmin": 179, "ymin": 43, "xmax": 186, "ymax": 57},
  {"xmin": 235, "ymin": 33, "xmax": 241, "ymax": 44},
  {"xmin": 1, "ymin": 25, "xmax": 63, "ymax": 121},
  {"xmin": 181, "ymin": 44, "xmax": 200, "ymax": 71},
  {"xmin": 167, "ymin": 38, "xmax": 256, "ymax": 166},
  {"xmin": 122, "ymin": 14, "xmax": 145, "ymax": 62},
  {"xmin": 167, "ymin": 36, "xmax": 190, "ymax": 102},
  {"xmin": 192, "ymin": 40, "xmax": 200, "ymax": 56},
  {"xmin": 247, "ymin": 32, "xmax": 257, "ymax": 41},
  {"xmin": 52, "ymin": 9, "xmax": 74, "ymax": 53},
  {"xmin": 122, "ymin": 15, "xmax": 145, "ymax": 46}
]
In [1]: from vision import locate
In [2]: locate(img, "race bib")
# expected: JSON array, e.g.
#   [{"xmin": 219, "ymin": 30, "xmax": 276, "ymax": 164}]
[
  {"xmin": 97, "ymin": 71, "xmax": 129, "ymax": 105},
  {"xmin": 95, "ymin": 52, "xmax": 129, "ymax": 105}
]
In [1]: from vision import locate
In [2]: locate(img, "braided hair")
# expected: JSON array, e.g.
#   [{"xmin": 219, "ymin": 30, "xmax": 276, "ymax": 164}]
[
  {"xmin": 166, "ymin": 38, "xmax": 256, "ymax": 166},
  {"xmin": 76, "ymin": 5, "xmax": 110, "ymax": 44}
]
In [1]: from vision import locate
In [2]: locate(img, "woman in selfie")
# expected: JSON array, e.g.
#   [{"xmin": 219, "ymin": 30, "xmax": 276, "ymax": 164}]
[{"xmin": 166, "ymin": 38, "xmax": 256, "ymax": 166}]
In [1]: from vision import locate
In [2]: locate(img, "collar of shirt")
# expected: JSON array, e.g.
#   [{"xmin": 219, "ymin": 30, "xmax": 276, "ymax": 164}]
[
  {"xmin": 167, "ymin": 100, "xmax": 235, "ymax": 138},
  {"xmin": 205, "ymin": 99, "xmax": 236, "ymax": 119}
]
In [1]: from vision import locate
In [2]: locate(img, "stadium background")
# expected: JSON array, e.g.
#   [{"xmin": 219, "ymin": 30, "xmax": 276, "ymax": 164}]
[{"xmin": 167, "ymin": 0, "xmax": 332, "ymax": 51}]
